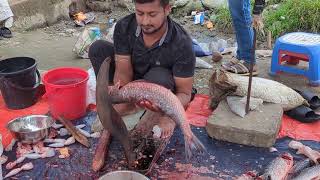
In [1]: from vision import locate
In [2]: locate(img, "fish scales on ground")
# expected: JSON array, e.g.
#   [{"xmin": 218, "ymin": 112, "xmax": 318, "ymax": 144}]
[{"xmin": 109, "ymin": 80, "xmax": 206, "ymax": 160}]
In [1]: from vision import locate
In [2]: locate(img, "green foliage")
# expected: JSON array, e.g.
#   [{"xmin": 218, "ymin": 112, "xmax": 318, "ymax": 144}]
[
  {"xmin": 267, "ymin": 0, "xmax": 284, "ymax": 5},
  {"xmin": 264, "ymin": 0, "xmax": 320, "ymax": 38},
  {"xmin": 214, "ymin": 5, "xmax": 233, "ymax": 31}
]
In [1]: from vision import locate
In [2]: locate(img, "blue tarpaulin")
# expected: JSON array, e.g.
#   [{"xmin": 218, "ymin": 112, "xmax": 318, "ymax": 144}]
[{"xmin": 2, "ymin": 111, "xmax": 320, "ymax": 179}]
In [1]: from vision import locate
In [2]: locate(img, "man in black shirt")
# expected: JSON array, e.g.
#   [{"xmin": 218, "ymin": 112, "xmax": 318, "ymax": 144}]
[{"xmin": 89, "ymin": 0, "xmax": 196, "ymax": 138}]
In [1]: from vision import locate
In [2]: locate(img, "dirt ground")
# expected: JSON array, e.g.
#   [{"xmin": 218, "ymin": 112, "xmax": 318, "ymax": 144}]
[{"xmin": 0, "ymin": 8, "xmax": 319, "ymax": 95}]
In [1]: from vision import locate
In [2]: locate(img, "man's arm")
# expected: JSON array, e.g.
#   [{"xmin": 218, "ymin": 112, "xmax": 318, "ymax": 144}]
[
  {"xmin": 112, "ymin": 54, "xmax": 137, "ymax": 115},
  {"xmin": 174, "ymin": 76, "xmax": 193, "ymax": 108},
  {"xmin": 113, "ymin": 54, "xmax": 133, "ymax": 86}
]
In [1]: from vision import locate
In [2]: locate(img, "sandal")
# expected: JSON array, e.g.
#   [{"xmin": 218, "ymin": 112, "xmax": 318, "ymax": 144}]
[
  {"xmin": 0, "ymin": 27, "xmax": 12, "ymax": 38},
  {"xmin": 295, "ymin": 89, "xmax": 320, "ymax": 110},
  {"xmin": 285, "ymin": 105, "xmax": 320, "ymax": 123},
  {"xmin": 224, "ymin": 60, "xmax": 259, "ymax": 76}
]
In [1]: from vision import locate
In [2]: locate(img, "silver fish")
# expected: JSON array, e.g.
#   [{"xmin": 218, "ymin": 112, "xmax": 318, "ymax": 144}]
[
  {"xmin": 258, "ymin": 153, "xmax": 294, "ymax": 180},
  {"xmin": 291, "ymin": 165, "xmax": 320, "ymax": 180},
  {"xmin": 44, "ymin": 138, "xmax": 66, "ymax": 144},
  {"xmin": 48, "ymin": 143, "xmax": 65, "ymax": 148},
  {"xmin": 78, "ymin": 129, "xmax": 91, "ymax": 138},
  {"xmin": 64, "ymin": 137, "xmax": 75, "ymax": 145},
  {"xmin": 24, "ymin": 153, "xmax": 41, "ymax": 159},
  {"xmin": 4, "ymin": 162, "xmax": 33, "ymax": 179},
  {"xmin": 41, "ymin": 148, "xmax": 55, "ymax": 158},
  {"xmin": 58, "ymin": 128, "xmax": 70, "ymax": 136},
  {"xmin": 90, "ymin": 132, "xmax": 101, "ymax": 138},
  {"xmin": 76, "ymin": 124, "xmax": 86, "ymax": 129}
]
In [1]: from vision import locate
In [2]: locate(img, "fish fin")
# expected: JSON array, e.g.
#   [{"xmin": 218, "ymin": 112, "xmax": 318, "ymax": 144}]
[{"xmin": 184, "ymin": 134, "xmax": 206, "ymax": 160}]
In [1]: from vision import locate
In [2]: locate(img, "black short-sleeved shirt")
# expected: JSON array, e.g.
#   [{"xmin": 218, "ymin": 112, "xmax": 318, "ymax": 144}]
[{"xmin": 113, "ymin": 13, "xmax": 196, "ymax": 80}]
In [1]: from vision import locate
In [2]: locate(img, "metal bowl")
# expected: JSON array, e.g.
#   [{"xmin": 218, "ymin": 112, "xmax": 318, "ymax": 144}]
[
  {"xmin": 99, "ymin": 171, "xmax": 150, "ymax": 180},
  {"xmin": 7, "ymin": 115, "xmax": 54, "ymax": 144}
]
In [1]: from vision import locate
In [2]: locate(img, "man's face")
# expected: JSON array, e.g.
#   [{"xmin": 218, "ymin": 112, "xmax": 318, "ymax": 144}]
[{"xmin": 135, "ymin": 0, "xmax": 170, "ymax": 34}]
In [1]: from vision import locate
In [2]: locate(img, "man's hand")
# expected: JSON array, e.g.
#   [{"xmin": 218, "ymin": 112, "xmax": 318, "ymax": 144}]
[
  {"xmin": 253, "ymin": 14, "xmax": 264, "ymax": 35},
  {"xmin": 136, "ymin": 99, "xmax": 161, "ymax": 112}
]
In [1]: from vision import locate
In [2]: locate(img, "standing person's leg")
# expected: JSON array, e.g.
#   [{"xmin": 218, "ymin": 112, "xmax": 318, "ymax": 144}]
[
  {"xmin": 0, "ymin": 0, "xmax": 14, "ymax": 38},
  {"xmin": 88, "ymin": 40, "xmax": 115, "ymax": 83},
  {"xmin": 223, "ymin": 0, "xmax": 257, "ymax": 75}
]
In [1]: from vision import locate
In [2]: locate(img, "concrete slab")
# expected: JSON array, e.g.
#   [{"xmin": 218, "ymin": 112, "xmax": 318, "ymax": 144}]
[
  {"xmin": 206, "ymin": 100, "xmax": 283, "ymax": 148},
  {"xmin": 9, "ymin": 0, "xmax": 71, "ymax": 30}
]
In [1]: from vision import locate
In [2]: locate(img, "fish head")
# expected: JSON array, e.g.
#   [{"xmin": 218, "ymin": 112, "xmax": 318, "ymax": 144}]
[
  {"xmin": 108, "ymin": 81, "xmax": 120, "ymax": 95},
  {"xmin": 209, "ymin": 69, "xmax": 237, "ymax": 109}
]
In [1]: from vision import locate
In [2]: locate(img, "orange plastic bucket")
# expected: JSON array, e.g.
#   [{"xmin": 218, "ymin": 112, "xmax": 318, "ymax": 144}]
[{"xmin": 42, "ymin": 67, "xmax": 89, "ymax": 120}]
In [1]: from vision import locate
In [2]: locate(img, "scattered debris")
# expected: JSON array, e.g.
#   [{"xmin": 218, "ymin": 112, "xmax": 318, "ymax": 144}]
[
  {"xmin": 58, "ymin": 148, "xmax": 70, "ymax": 159},
  {"xmin": 269, "ymin": 147, "xmax": 278, "ymax": 152},
  {"xmin": 4, "ymin": 162, "xmax": 33, "ymax": 179},
  {"xmin": 212, "ymin": 51, "xmax": 223, "ymax": 62}
]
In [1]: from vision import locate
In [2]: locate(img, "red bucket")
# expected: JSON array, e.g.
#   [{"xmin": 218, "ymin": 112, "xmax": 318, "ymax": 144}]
[{"xmin": 42, "ymin": 67, "xmax": 89, "ymax": 120}]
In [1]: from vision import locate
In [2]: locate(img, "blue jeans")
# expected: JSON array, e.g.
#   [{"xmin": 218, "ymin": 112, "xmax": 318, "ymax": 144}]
[{"xmin": 228, "ymin": 0, "xmax": 254, "ymax": 64}]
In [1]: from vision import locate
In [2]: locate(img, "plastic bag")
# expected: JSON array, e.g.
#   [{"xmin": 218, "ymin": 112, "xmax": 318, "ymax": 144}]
[
  {"xmin": 196, "ymin": 57, "xmax": 213, "ymax": 69},
  {"xmin": 87, "ymin": 67, "xmax": 96, "ymax": 105},
  {"xmin": 73, "ymin": 27, "xmax": 101, "ymax": 59}
]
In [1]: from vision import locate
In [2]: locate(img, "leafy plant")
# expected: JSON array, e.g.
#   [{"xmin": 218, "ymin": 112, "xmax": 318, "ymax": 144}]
[
  {"xmin": 264, "ymin": 0, "xmax": 320, "ymax": 38},
  {"xmin": 214, "ymin": 5, "xmax": 233, "ymax": 31}
]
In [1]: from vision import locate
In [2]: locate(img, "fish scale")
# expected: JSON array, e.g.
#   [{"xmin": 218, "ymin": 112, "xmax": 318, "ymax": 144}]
[
  {"xmin": 291, "ymin": 165, "xmax": 320, "ymax": 180},
  {"xmin": 110, "ymin": 80, "xmax": 205, "ymax": 160}
]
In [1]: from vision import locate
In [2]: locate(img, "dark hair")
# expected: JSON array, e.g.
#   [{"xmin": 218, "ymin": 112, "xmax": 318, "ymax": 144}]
[{"xmin": 133, "ymin": 0, "xmax": 170, "ymax": 7}]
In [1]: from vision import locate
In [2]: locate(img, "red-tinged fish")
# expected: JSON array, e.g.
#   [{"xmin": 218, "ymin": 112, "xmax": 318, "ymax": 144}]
[
  {"xmin": 257, "ymin": 153, "xmax": 294, "ymax": 180},
  {"xmin": 289, "ymin": 140, "xmax": 320, "ymax": 164},
  {"xmin": 291, "ymin": 165, "xmax": 320, "ymax": 180},
  {"xmin": 109, "ymin": 80, "xmax": 206, "ymax": 160}
]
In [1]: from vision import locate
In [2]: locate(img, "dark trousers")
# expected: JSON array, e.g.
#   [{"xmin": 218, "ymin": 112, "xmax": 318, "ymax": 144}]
[{"xmin": 88, "ymin": 40, "xmax": 175, "ymax": 91}]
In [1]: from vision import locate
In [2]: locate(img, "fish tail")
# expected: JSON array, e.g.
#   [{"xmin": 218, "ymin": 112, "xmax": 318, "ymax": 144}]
[{"xmin": 184, "ymin": 134, "xmax": 206, "ymax": 160}]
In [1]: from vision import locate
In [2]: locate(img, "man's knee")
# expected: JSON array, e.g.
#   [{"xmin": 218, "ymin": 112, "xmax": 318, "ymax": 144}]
[
  {"xmin": 88, "ymin": 40, "xmax": 115, "ymax": 81},
  {"xmin": 143, "ymin": 67, "xmax": 175, "ymax": 91},
  {"xmin": 88, "ymin": 40, "xmax": 114, "ymax": 59}
]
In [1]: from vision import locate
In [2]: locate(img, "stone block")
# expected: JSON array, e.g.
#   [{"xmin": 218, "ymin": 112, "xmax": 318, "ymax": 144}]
[{"xmin": 206, "ymin": 100, "xmax": 283, "ymax": 147}]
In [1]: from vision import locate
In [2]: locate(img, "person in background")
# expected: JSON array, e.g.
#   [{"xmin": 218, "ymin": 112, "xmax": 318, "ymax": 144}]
[
  {"xmin": 0, "ymin": 0, "xmax": 14, "ymax": 39},
  {"xmin": 222, "ymin": 0, "xmax": 265, "ymax": 75}
]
